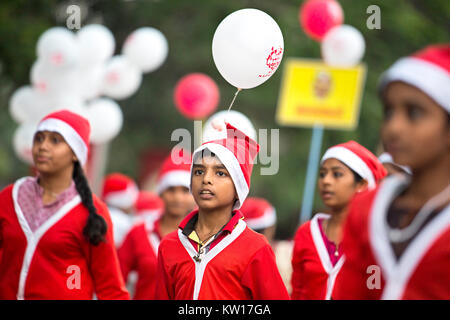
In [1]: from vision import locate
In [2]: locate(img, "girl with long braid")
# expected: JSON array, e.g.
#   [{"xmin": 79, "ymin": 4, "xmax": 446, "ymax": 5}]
[{"xmin": 0, "ymin": 110, "xmax": 129, "ymax": 299}]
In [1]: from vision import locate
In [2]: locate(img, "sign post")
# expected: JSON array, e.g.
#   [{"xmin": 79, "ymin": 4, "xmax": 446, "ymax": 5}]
[{"xmin": 276, "ymin": 58, "xmax": 366, "ymax": 223}]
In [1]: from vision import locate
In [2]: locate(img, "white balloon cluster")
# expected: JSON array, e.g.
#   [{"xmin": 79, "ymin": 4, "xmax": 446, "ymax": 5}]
[{"xmin": 9, "ymin": 25, "xmax": 168, "ymax": 164}]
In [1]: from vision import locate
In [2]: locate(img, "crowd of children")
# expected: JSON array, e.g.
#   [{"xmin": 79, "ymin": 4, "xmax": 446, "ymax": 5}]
[{"xmin": 0, "ymin": 44, "xmax": 448, "ymax": 300}]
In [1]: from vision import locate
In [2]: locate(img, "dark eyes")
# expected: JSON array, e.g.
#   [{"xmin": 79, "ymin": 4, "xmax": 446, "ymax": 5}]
[
  {"xmin": 319, "ymin": 171, "xmax": 343, "ymax": 178},
  {"xmin": 216, "ymin": 171, "xmax": 227, "ymax": 177},
  {"xmin": 193, "ymin": 169, "xmax": 228, "ymax": 177},
  {"xmin": 33, "ymin": 134, "xmax": 61, "ymax": 144},
  {"xmin": 194, "ymin": 169, "xmax": 204, "ymax": 175},
  {"xmin": 407, "ymin": 104, "xmax": 424, "ymax": 120},
  {"xmin": 383, "ymin": 102, "xmax": 425, "ymax": 121}
]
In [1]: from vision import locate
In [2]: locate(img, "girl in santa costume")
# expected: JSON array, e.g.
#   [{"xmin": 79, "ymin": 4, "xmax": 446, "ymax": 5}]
[
  {"xmin": 333, "ymin": 44, "xmax": 450, "ymax": 300},
  {"xmin": 117, "ymin": 148, "xmax": 195, "ymax": 299},
  {"xmin": 291, "ymin": 141, "xmax": 387, "ymax": 300},
  {"xmin": 0, "ymin": 110, "xmax": 129, "ymax": 300},
  {"xmin": 101, "ymin": 172, "xmax": 139, "ymax": 248},
  {"xmin": 154, "ymin": 123, "xmax": 289, "ymax": 300}
]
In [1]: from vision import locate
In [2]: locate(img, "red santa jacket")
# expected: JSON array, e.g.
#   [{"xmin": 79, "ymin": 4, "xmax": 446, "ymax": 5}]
[
  {"xmin": 334, "ymin": 175, "xmax": 450, "ymax": 300},
  {"xmin": 154, "ymin": 210, "xmax": 290, "ymax": 300},
  {"xmin": 117, "ymin": 216, "xmax": 161, "ymax": 300},
  {"xmin": 291, "ymin": 213, "xmax": 345, "ymax": 300},
  {"xmin": 0, "ymin": 178, "xmax": 130, "ymax": 300}
]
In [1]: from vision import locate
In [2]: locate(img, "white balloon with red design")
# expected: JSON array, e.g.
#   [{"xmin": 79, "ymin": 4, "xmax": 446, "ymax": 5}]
[
  {"xmin": 36, "ymin": 27, "xmax": 79, "ymax": 70},
  {"xmin": 122, "ymin": 27, "xmax": 168, "ymax": 73},
  {"xmin": 87, "ymin": 98, "xmax": 124, "ymax": 144},
  {"xmin": 13, "ymin": 121, "xmax": 38, "ymax": 165},
  {"xmin": 77, "ymin": 24, "xmax": 115, "ymax": 66},
  {"xmin": 203, "ymin": 110, "xmax": 257, "ymax": 142},
  {"xmin": 321, "ymin": 25, "xmax": 365, "ymax": 67},
  {"xmin": 102, "ymin": 55, "xmax": 143, "ymax": 100},
  {"xmin": 212, "ymin": 8, "xmax": 284, "ymax": 89}
]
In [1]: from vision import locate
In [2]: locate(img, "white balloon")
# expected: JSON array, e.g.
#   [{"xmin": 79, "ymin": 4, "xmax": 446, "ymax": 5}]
[
  {"xmin": 9, "ymin": 86, "xmax": 35, "ymax": 123},
  {"xmin": 212, "ymin": 8, "xmax": 284, "ymax": 89},
  {"xmin": 9, "ymin": 86, "xmax": 54, "ymax": 123},
  {"xmin": 203, "ymin": 110, "xmax": 257, "ymax": 142},
  {"xmin": 122, "ymin": 27, "xmax": 168, "ymax": 73},
  {"xmin": 31, "ymin": 59, "xmax": 79, "ymax": 96},
  {"xmin": 321, "ymin": 25, "xmax": 366, "ymax": 67},
  {"xmin": 77, "ymin": 24, "xmax": 115, "ymax": 66},
  {"xmin": 87, "ymin": 98, "xmax": 123, "ymax": 144},
  {"xmin": 76, "ymin": 64, "xmax": 105, "ymax": 100},
  {"xmin": 13, "ymin": 122, "xmax": 38, "ymax": 165},
  {"xmin": 45, "ymin": 92, "xmax": 85, "ymax": 114},
  {"xmin": 36, "ymin": 27, "xmax": 79, "ymax": 70},
  {"xmin": 102, "ymin": 55, "xmax": 143, "ymax": 100}
]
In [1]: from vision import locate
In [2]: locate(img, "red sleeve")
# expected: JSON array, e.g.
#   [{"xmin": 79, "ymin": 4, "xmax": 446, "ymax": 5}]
[
  {"xmin": 117, "ymin": 225, "xmax": 138, "ymax": 282},
  {"xmin": 85, "ymin": 199, "xmax": 130, "ymax": 300},
  {"xmin": 290, "ymin": 224, "xmax": 308, "ymax": 300},
  {"xmin": 333, "ymin": 192, "xmax": 381, "ymax": 300},
  {"xmin": 241, "ymin": 244, "xmax": 290, "ymax": 300},
  {"xmin": 154, "ymin": 242, "xmax": 172, "ymax": 300}
]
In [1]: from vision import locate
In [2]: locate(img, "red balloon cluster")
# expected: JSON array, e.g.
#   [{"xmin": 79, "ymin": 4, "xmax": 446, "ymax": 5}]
[
  {"xmin": 174, "ymin": 73, "xmax": 219, "ymax": 120},
  {"xmin": 299, "ymin": 0, "xmax": 344, "ymax": 41}
]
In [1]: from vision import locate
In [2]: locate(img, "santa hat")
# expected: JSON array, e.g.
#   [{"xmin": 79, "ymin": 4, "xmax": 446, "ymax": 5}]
[
  {"xmin": 36, "ymin": 110, "xmax": 90, "ymax": 165},
  {"xmin": 240, "ymin": 197, "xmax": 276, "ymax": 231},
  {"xmin": 378, "ymin": 152, "xmax": 412, "ymax": 175},
  {"xmin": 135, "ymin": 191, "xmax": 164, "ymax": 217},
  {"xmin": 379, "ymin": 44, "xmax": 450, "ymax": 113},
  {"xmin": 102, "ymin": 173, "xmax": 139, "ymax": 209},
  {"xmin": 156, "ymin": 148, "xmax": 192, "ymax": 195},
  {"xmin": 321, "ymin": 141, "xmax": 387, "ymax": 190},
  {"xmin": 191, "ymin": 123, "xmax": 260, "ymax": 210}
]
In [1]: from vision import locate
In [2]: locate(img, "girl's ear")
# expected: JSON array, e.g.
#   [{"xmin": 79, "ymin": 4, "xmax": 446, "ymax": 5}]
[{"xmin": 356, "ymin": 179, "xmax": 368, "ymax": 193}]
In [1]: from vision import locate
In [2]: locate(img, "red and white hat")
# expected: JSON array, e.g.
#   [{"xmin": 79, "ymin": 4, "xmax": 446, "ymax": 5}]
[
  {"xmin": 36, "ymin": 110, "xmax": 90, "ymax": 165},
  {"xmin": 241, "ymin": 197, "xmax": 276, "ymax": 231},
  {"xmin": 379, "ymin": 44, "xmax": 450, "ymax": 113},
  {"xmin": 101, "ymin": 173, "xmax": 139, "ymax": 209},
  {"xmin": 321, "ymin": 141, "xmax": 387, "ymax": 190},
  {"xmin": 135, "ymin": 191, "xmax": 164, "ymax": 217},
  {"xmin": 191, "ymin": 123, "xmax": 260, "ymax": 210},
  {"xmin": 156, "ymin": 148, "xmax": 191, "ymax": 195}
]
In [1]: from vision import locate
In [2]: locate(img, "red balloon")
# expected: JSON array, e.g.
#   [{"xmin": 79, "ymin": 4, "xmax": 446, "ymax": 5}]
[
  {"xmin": 299, "ymin": 0, "xmax": 344, "ymax": 41},
  {"xmin": 174, "ymin": 73, "xmax": 220, "ymax": 120}
]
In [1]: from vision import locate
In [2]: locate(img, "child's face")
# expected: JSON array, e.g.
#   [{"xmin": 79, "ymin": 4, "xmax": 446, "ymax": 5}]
[
  {"xmin": 32, "ymin": 131, "xmax": 76, "ymax": 175},
  {"xmin": 318, "ymin": 158, "xmax": 367, "ymax": 211},
  {"xmin": 161, "ymin": 186, "xmax": 195, "ymax": 217},
  {"xmin": 381, "ymin": 81, "xmax": 449, "ymax": 171},
  {"xmin": 191, "ymin": 154, "xmax": 237, "ymax": 211}
]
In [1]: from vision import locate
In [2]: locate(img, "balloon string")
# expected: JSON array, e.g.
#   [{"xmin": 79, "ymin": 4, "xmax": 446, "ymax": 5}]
[{"xmin": 227, "ymin": 88, "xmax": 241, "ymax": 114}]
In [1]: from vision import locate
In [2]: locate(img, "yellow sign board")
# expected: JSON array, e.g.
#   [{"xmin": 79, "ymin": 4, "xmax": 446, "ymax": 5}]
[{"xmin": 276, "ymin": 58, "xmax": 366, "ymax": 130}]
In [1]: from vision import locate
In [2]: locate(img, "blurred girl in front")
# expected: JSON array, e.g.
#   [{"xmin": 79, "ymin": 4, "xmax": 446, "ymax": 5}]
[{"xmin": 334, "ymin": 45, "xmax": 450, "ymax": 300}]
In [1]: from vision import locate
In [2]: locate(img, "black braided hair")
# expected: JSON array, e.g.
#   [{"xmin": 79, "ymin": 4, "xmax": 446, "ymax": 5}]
[{"xmin": 72, "ymin": 161, "xmax": 107, "ymax": 245}]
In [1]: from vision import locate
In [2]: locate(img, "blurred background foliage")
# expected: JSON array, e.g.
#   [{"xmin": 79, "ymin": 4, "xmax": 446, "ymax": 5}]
[{"xmin": 0, "ymin": 0, "xmax": 449, "ymax": 239}]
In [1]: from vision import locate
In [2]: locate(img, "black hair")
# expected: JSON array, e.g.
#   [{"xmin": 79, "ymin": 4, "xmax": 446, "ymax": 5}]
[
  {"xmin": 72, "ymin": 161, "xmax": 107, "ymax": 245},
  {"xmin": 349, "ymin": 168, "xmax": 364, "ymax": 184}
]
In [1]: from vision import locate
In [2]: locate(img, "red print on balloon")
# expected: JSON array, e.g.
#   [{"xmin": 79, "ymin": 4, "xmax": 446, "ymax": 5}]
[{"xmin": 258, "ymin": 46, "xmax": 283, "ymax": 78}]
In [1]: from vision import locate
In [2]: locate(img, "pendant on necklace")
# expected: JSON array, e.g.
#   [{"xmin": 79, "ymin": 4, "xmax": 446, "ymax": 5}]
[{"xmin": 193, "ymin": 248, "xmax": 204, "ymax": 263}]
